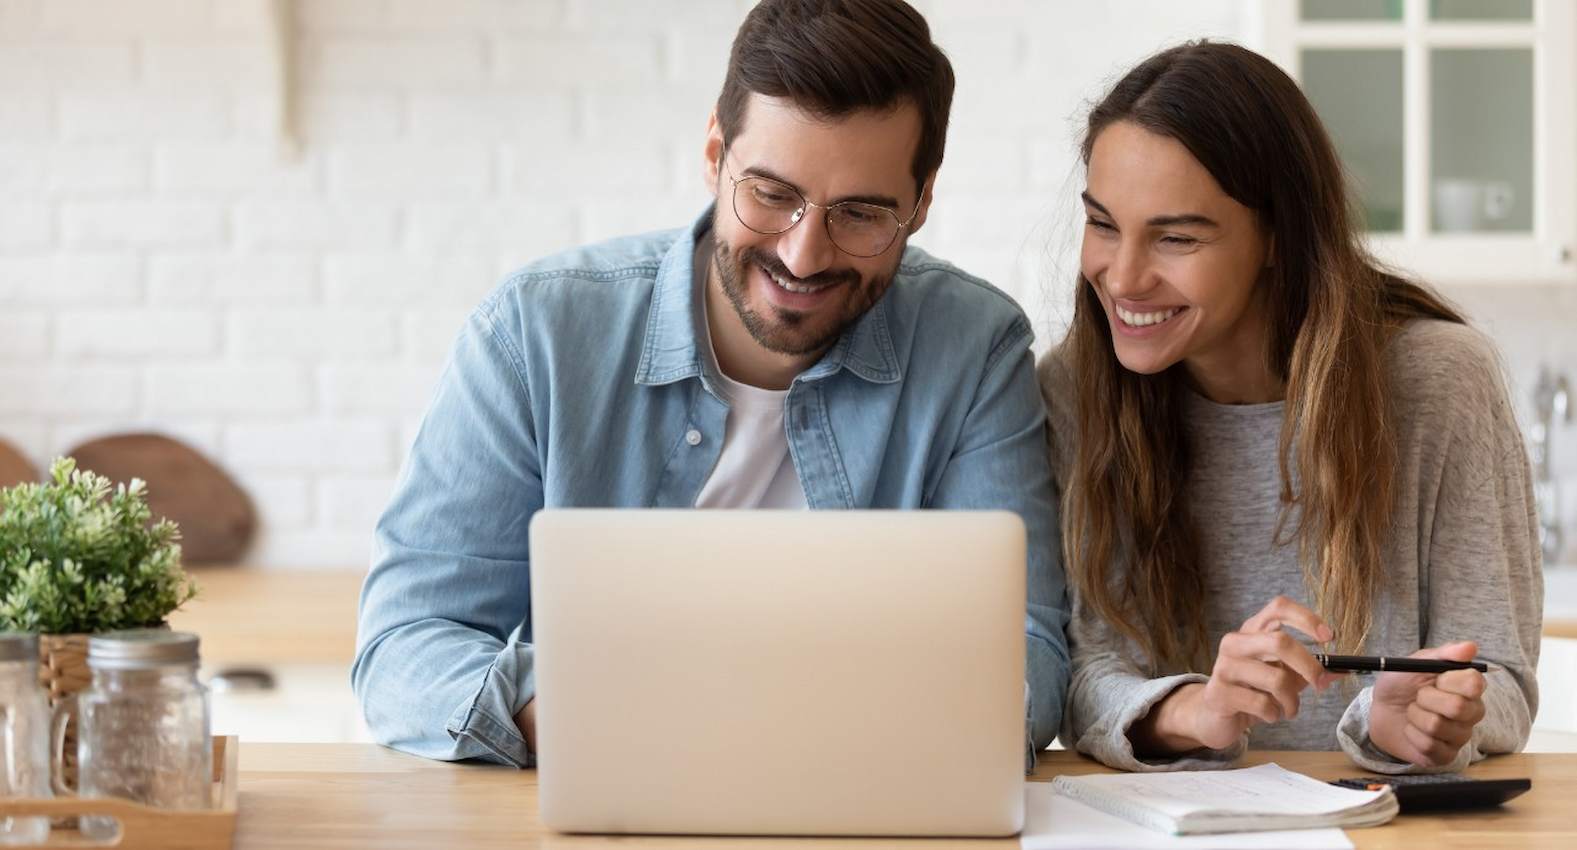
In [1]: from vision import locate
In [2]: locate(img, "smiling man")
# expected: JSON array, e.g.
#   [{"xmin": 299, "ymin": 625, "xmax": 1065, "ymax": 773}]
[{"xmin": 353, "ymin": 0, "xmax": 1069, "ymax": 768}]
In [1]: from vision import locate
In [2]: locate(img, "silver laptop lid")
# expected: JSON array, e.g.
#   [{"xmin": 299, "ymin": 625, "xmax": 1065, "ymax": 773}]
[{"xmin": 531, "ymin": 509, "xmax": 1026, "ymax": 837}]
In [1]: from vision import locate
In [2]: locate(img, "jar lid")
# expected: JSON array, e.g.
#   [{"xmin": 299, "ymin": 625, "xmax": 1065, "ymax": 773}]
[
  {"xmin": 88, "ymin": 630, "xmax": 200, "ymax": 669},
  {"xmin": 0, "ymin": 632, "xmax": 39, "ymax": 662}
]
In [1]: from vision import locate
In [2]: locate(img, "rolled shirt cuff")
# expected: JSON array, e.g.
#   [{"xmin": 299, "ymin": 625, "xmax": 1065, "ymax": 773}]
[{"xmin": 444, "ymin": 639, "xmax": 537, "ymax": 768}]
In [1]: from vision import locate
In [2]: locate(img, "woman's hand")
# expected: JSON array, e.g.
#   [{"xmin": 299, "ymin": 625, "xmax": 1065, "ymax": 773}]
[
  {"xmin": 1368, "ymin": 641, "xmax": 1487, "ymax": 767},
  {"xmin": 1133, "ymin": 596, "xmax": 1341, "ymax": 755}
]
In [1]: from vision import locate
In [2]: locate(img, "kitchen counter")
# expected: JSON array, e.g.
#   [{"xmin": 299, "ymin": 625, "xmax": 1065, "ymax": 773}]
[
  {"xmin": 228, "ymin": 744, "xmax": 1574, "ymax": 849},
  {"xmin": 161, "ymin": 567, "xmax": 1577, "ymax": 746},
  {"xmin": 166, "ymin": 568, "xmax": 371, "ymax": 744},
  {"xmin": 171, "ymin": 566, "xmax": 1577, "ymax": 650},
  {"xmin": 167, "ymin": 568, "xmax": 366, "ymax": 666},
  {"xmin": 1547, "ymin": 620, "xmax": 1577, "ymax": 639}
]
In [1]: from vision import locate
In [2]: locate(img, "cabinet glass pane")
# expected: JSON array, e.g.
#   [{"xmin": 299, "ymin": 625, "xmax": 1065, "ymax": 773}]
[
  {"xmin": 1301, "ymin": 49, "xmax": 1405, "ymax": 232},
  {"xmin": 1301, "ymin": 0, "xmax": 1403, "ymax": 20},
  {"xmin": 1430, "ymin": 48, "xmax": 1533, "ymax": 233},
  {"xmin": 1429, "ymin": 0, "xmax": 1532, "ymax": 21}
]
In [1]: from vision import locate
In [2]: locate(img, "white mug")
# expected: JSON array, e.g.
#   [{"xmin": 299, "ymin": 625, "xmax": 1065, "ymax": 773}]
[{"xmin": 1434, "ymin": 178, "xmax": 1517, "ymax": 231}]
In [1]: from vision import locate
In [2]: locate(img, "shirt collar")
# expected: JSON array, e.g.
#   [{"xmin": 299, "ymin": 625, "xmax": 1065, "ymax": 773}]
[{"xmin": 634, "ymin": 207, "xmax": 901, "ymax": 387}]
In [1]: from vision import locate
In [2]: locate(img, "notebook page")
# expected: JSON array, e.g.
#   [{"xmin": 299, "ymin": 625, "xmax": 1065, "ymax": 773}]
[
  {"xmin": 1054, "ymin": 763, "xmax": 1390, "ymax": 819},
  {"xmin": 1022, "ymin": 783, "xmax": 1354, "ymax": 850}
]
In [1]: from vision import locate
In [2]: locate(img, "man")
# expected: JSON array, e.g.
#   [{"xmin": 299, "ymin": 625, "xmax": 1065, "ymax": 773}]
[{"xmin": 352, "ymin": 0, "xmax": 1069, "ymax": 767}]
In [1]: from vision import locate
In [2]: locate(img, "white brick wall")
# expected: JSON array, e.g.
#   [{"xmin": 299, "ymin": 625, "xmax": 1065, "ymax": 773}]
[
  {"xmin": 2, "ymin": 0, "xmax": 1573, "ymax": 568},
  {"xmin": 56, "ymin": 309, "xmax": 219, "ymax": 357}
]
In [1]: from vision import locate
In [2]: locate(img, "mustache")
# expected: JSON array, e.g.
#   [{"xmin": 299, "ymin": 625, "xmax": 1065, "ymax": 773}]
[{"xmin": 737, "ymin": 246, "xmax": 860, "ymax": 289}]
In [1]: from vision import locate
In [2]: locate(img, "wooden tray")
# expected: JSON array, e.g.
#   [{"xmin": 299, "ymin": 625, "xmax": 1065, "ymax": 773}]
[{"xmin": 0, "ymin": 735, "xmax": 238, "ymax": 850}]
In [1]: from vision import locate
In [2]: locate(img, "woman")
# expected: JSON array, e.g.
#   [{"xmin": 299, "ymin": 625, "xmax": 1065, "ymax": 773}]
[{"xmin": 1041, "ymin": 42, "xmax": 1541, "ymax": 773}]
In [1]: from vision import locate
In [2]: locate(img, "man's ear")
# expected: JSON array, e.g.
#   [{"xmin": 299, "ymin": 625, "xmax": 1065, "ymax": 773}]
[
  {"xmin": 703, "ymin": 109, "xmax": 724, "ymax": 198},
  {"xmin": 906, "ymin": 174, "xmax": 938, "ymax": 236}
]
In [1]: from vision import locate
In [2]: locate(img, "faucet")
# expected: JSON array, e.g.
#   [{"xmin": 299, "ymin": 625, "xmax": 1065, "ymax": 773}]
[{"xmin": 1531, "ymin": 365, "xmax": 1572, "ymax": 565}]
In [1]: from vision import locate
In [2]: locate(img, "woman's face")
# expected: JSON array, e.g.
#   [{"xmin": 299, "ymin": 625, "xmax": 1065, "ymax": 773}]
[{"xmin": 1080, "ymin": 121, "xmax": 1273, "ymax": 384}]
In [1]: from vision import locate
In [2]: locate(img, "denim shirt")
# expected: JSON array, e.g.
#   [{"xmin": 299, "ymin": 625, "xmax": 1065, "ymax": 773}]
[{"xmin": 352, "ymin": 211, "xmax": 1071, "ymax": 767}]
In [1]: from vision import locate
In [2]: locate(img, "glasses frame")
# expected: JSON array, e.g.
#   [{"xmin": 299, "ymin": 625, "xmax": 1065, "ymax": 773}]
[{"xmin": 719, "ymin": 151, "xmax": 923, "ymax": 258}]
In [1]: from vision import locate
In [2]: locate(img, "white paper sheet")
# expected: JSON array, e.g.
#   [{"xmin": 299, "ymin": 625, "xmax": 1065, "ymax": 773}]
[
  {"xmin": 1021, "ymin": 783, "xmax": 1355, "ymax": 850},
  {"xmin": 1053, "ymin": 763, "xmax": 1390, "ymax": 818}
]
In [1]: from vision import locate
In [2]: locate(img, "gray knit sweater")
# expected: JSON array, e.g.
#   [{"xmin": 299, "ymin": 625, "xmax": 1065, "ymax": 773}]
[{"xmin": 1038, "ymin": 319, "xmax": 1542, "ymax": 773}]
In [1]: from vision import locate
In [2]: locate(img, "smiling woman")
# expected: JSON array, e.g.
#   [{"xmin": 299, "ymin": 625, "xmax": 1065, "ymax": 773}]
[
  {"xmin": 1041, "ymin": 41, "xmax": 1543, "ymax": 776},
  {"xmin": 1076, "ymin": 125, "xmax": 1275, "ymax": 404}
]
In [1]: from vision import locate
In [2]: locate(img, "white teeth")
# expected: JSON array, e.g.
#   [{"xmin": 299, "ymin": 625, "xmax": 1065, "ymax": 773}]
[
  {"xmin": 1115, "ymin": 304, "xmax": 1182, "ymax": 327},
  {"xmin": 765, "ymin": 266, "xmax": 826, "ymax": 295}
]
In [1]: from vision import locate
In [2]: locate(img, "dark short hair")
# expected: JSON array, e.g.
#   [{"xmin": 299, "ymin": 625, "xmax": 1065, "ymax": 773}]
[{"xmin": 716, "ymin": 0, "xmax": 954, "ymax": 193}]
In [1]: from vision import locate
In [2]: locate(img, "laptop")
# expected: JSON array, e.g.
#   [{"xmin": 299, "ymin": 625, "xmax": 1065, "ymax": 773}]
[{"xmin": 529, "ymin": 509, "xmax": 1027, "ymax": 837}]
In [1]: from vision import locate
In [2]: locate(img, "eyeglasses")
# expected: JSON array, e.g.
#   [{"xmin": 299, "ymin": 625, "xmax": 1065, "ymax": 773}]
[{"xmin": 720, "ymin": 152, "xmax": 922, "ymax": 258}]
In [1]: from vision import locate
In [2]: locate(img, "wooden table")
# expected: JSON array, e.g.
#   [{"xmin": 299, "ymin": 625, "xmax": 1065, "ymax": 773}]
[{"xmin": 231, "ymin": 744, "xmax": 1576, "ymax": 849}]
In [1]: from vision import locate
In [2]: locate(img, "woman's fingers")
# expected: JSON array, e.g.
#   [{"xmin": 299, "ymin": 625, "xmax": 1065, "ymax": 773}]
[
  {"xmin": 1415, "ymin": 681, "xmax": 1486, "ymax": 726},
  {"xmin": 1219, "ymin": 629, "xmax": 1329, "ymax": 694},
  {"xmin": 1393, "ymin": 679, "xmax": 1484, "ymax": 767},
  {"xmin": 1217, "ymin": 656, "xmax": 1305, "ymax": 720},
  {"xmin": 1400, "ymin": 722, "xmax": 1452, "ymax": 766},
  {"xmin": 1241, "ymin": 595, "xmax": 1334, "ymax": 644},
  {"xmin": 1197, "ymin": 597, "xmax": 1346, "ymax": 738},
  {"xmin": 1406, "ymin": 701, "xmax": 1474, "ymax": 747},
  {"xmin": 1435, "ymin": 668, "xmax": 1487, "ymax": 701},
  {"xmin": 1210, "ymin": 631, "xmax": 1324, "ymax": 723},
  {"xmin": 1202, "ymin": 678, "xmax": 1283, "ymax": 725}
]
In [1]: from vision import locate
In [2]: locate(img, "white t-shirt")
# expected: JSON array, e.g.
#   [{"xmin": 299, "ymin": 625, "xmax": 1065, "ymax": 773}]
[{"xmin": 692, "ymin": 236, "xmax": 808, "ymax": 510}]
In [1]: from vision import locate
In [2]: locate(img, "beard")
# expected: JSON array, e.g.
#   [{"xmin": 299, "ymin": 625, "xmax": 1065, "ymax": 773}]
[{"xmin": 711, "ymin": 232, "xmax": 898, "ymax": 357}]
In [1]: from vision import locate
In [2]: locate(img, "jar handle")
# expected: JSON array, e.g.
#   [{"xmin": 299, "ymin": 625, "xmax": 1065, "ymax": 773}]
[
  {"xmin": 49, "ymin": 695, "xmax": 77, "ymax": 797},
  {"xmin": 2, "ymin": 704, "xmax": 17, "ymax": 793}
]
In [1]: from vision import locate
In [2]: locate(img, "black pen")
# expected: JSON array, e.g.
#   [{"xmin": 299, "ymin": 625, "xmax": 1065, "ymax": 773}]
[{"xmin": 1316, "ymin": 653, "xmax": 1488, "ymax": 674}]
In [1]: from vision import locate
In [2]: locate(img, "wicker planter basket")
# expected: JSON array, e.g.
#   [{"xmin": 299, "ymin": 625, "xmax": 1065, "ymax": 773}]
[{"xmin": 39, "ymin": 633, "xmax": 91, "ymax": 791}]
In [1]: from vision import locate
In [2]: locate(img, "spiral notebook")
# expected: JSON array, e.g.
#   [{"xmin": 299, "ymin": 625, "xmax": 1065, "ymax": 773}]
[{"xmin": 1050, "ymin": 763, "xmax": 1399, "ymax": 836}]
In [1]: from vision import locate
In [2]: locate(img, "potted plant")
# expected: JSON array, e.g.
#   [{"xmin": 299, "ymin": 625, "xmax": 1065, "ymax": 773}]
[{"xmin": 0, "ymin": 457, "xmax": 198, "ymax": 782}]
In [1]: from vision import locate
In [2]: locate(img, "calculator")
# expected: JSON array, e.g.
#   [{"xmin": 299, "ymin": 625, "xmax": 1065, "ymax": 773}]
[{"xmin": 1330, "ymin": 773, "xmax": 1531, "ymax": 813}]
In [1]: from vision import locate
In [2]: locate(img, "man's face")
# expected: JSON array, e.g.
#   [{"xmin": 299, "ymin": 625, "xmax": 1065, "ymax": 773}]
[{"xmin": 703, "ymin": 95, "xmax": 933, "ymax": 357}]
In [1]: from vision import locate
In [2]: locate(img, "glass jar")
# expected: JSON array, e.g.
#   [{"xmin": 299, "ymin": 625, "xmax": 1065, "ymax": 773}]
[
  {"xmin": 62, "ymin": 630, "xmax": 210, "ymax": 838},
  {"xmin": 0, "ymin": 633, "xmax": 50, "ymax": 845}
]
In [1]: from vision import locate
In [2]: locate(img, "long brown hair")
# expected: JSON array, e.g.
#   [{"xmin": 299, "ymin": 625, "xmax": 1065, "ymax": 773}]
[{"xmin": 1064, "ymin": 42, "xmax": 1465, "ymax": 669}]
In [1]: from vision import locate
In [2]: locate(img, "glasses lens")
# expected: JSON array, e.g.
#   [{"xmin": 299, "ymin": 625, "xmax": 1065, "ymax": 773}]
[
  {"xmin": 826, "ymin": 203, "xmax": 901, "ymax": 257},
  {"xmin": 733, "ymin": 177, "xmax": 802, "ymax": 234},
  {"xmin": 730, "ymin": 175, "xmax": 903, "ymax": 257}
]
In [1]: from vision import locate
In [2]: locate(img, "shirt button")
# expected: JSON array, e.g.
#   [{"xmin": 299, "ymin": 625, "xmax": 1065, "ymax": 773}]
[{"xmin": 685, "ymin": 429, "xmax": 702, "ymax": 446}]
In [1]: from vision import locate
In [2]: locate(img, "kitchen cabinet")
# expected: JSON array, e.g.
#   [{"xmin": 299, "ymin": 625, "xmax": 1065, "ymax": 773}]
[
  {"xmin": 1256, "ymin": 0, "xmax": 1576, "ymax": 284},
  {"xmin": 1538, "ymin": 636, "xmax": 1577, "ymax": 738}
]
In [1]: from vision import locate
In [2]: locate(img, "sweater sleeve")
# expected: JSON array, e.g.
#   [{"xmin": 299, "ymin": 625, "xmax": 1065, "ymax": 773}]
[{"xmin": 1337, "ymin": 330, "xmax": 1543, "ymax": 773}]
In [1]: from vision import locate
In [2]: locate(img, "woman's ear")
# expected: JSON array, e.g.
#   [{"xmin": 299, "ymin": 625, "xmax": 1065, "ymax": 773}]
[{"xmin": 1264, "ymin": 231, "xmax": 1276, "ymax": 268}]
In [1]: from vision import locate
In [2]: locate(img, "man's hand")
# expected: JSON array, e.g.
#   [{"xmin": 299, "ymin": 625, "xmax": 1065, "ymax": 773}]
[
  {"xmin": 1369, "ymin": 641, "xmax": 1487, "ymax": 767},
  {"xmin": 514, "ymin": 699, "xmax": 536, "ymax": 753}
]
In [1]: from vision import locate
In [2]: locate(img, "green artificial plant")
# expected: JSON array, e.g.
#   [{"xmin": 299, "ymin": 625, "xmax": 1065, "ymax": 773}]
[{"xmin": 0, "ymin": 457, "xmax": 196, "ymax": 634}]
